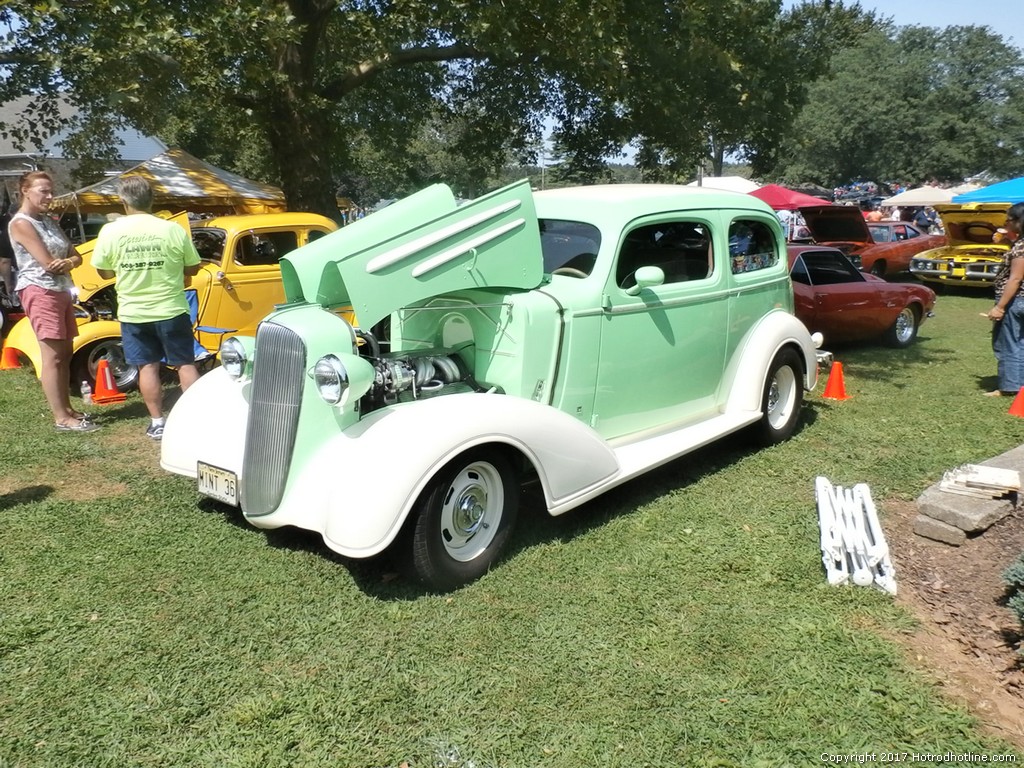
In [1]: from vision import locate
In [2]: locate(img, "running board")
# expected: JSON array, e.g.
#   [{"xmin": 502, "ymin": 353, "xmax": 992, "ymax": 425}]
[{"xmin": 548, "ymin": 411, "xmax": 760, "ymax": 515}]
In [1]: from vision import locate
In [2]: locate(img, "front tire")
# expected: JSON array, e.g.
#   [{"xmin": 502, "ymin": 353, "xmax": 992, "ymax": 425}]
[
  {"xmin": 885, "ymin": 306, "xmax": 919, "ymax": 348},
  {"xmin": 408, "ymin": 448, "xmax": 520, "ymax": 591},
  {"xmin": 755, "ymin": 348, "xmax": 803, "ymax": 446},
  {"xmin": 72, "ymin": 339, "xmax": 139, "ymax": 392}
]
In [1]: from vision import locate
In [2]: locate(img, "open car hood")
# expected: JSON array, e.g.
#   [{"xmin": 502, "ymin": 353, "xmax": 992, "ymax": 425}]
[
  {"xmin": 280, "ymin": 180, "xmax": 543, "ymax": 328},
  {"xmin": 797, "ymin": 205, "xmax": 872, "ymax": 247},
  {"xmin": 933, "ymin": 203, "xmax": 1009, "ymax": 247}
]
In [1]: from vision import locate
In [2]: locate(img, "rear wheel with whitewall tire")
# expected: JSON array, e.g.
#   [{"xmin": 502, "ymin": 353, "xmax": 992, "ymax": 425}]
[{"xmin": 755, "ymin": 348, "xmax": 803, "ymax": 446}]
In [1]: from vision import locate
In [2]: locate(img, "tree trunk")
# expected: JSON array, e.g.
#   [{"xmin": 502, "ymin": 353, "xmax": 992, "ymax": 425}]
[
  {"xmin": 711, "ymin": 145, "xmax": 725, "ymax": 177},
  {"xmin": 263, "ymin": 95, "xmax": 341, "ymax": 221}
]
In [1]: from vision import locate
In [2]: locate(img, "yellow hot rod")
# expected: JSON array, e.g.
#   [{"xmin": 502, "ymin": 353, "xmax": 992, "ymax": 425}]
[{"xmin": 4, "ymin": 211, "xmax": 337, "ymax": 390}]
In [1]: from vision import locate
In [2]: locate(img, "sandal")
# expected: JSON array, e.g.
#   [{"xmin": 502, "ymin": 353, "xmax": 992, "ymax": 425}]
[
  {"xmin": 70, "ymin": 411, "xmax": 93, "ymax": 421},
  {"xmin": 54, "ymin": 418, "xmax": 101, "ymax": 433}
]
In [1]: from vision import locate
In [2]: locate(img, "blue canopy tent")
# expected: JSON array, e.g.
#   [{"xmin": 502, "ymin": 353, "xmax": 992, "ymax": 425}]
[{"xmin": 952, "ymin": 177, "xmax": 1024, "ymax": 204}]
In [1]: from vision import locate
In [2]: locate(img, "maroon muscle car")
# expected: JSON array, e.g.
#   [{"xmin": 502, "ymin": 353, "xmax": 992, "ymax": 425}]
[
  {"xmin": 789, "ymin": 245, "xmax": 936, "ymax": 348},
  {"xmin": 797, "ymin": 206, "xmax": 945, "ymax": 277}
]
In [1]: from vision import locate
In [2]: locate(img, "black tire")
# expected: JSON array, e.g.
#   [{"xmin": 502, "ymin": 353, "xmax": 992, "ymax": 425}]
[
  {"xmin": 72, "ymin": 338, "xmax": 139, "ymax": 392},
  {"xmin": 869, "ymin": 260, "xmax": 886, "ymax": 277},
  {"xmin": 755, "ymin": 348, "xmax": 803, "ymax": 446},
  {"xmin": 884, "ymin": 305, "xmax": 919, "ymax": 349},
  {"xmin": 408, "ymin": 448, "xmax": 519, "ymax": 591}
]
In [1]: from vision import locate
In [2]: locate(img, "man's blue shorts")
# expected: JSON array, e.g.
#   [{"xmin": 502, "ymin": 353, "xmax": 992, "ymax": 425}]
[{"xmin": 121, "ymin": 312, "xmax": 196, "ymax": 366}]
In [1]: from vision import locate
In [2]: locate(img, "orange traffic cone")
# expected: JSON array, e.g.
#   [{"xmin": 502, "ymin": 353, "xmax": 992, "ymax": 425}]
[
  {"xmin": 0, "ymin": 344, "xmax": 20, "ymax": 370},
  {"xmin": 1009, "ymin": 388, "xmax": 1024, "ymax": 418},
  {"xmin": 92, "ymin": 358, "xmax": 127, "ymax": 405},
  {"xmin": 822, "ymin": 361, "xmax": 850, "ymax": 401}
]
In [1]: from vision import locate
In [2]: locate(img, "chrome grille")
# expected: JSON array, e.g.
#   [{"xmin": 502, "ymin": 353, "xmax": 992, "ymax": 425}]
[{"xmin": 241, "ymin": 322, "xmax": 306, "ymax": 516}]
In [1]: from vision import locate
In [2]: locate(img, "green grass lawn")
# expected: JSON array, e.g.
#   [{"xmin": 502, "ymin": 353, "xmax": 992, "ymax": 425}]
[{"xmin": 2, "ymin": 290, "xmax": 1023, "ymax": 767}]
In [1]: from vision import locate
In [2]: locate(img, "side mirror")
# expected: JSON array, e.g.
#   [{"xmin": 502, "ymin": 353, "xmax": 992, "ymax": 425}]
[{"xmin": 624, "ymin": 266, "xmax": 665, "ymax": 296}]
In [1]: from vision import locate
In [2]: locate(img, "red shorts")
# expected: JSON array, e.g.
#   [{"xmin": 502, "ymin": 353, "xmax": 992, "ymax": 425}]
[{"xmin": 18, "ymin": 284, "xmax": 78, "ymax": 341}]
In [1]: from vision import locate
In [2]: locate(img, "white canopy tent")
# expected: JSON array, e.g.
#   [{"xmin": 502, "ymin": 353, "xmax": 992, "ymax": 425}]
[
  {"xmin": 880, "ymin": 186, "xmax": 954, "ymax": 207},
  {"xmin": 686, "ymin": 176, "xmax": 761, "ymax": 193}
]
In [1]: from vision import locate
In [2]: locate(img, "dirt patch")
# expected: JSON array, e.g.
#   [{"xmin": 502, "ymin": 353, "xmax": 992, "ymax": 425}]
[
  {"xmin": 884, "ymin": 498, "xmax": 1024, "ymax": 748},
  {"xmin": 0, "ymin": 421, "xmax": 163, "ymax": 503}
]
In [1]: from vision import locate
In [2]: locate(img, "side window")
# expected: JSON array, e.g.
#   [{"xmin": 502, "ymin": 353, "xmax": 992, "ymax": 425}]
[
  {"xmin": 192, "ymin": 230, "xmax": 226, "ymax": 262},
  {"xmin": 540, "ymin": 219, "xmax": 602, "ymax": 277},
  {"xmin": 904, "ymin": 226, "xmax": 919, "ymax": 240},
  {"xmin": 729, "ymin": 219, "xmax": 779, "ymax": 274},
  {"xmin": 790, "ymin": 255, "xmax": 810, "ymax": 285},
  {"xmin": 307, "ymin": 229, "xmax": 329, "ymax": 244},
  {"xmin": 235, "ymin": 231, "xmax": 300, "ymax": 266},
  {"xmin": 615, "ymin": 221, "xmax": 713, "ymax": 288}
]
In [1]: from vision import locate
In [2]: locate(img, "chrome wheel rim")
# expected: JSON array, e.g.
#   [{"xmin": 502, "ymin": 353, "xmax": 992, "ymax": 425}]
[
  {"xmin": 894, "ymin": 308, "xmax": 915, "ymax": 344},
  {"xmin": 87, "ymin": 340, "xmax": 139, "ymax": 390},
  {"xmin": 767, "ymin": 365, "xmax": 798, "ymax": 430},
  {"xmin": 439, "ymin": 461, "xmax": 504, "ymax": 562}
]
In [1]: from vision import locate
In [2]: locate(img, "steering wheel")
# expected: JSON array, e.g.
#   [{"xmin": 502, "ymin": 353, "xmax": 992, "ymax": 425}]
[{"xmin": 551, "ymin": 267, "xmax": 589, "ymax": 279}]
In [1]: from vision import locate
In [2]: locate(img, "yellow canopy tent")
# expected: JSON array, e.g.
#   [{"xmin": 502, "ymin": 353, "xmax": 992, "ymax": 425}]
[{"xmin": 52, "ymin": 147, "xmax": 287, "ymax": 217}]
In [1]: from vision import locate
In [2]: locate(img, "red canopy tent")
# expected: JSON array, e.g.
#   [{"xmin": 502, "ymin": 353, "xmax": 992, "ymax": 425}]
[{"xmin": 749, "ymin": 184, "xmax": 830, "ymax": 210}]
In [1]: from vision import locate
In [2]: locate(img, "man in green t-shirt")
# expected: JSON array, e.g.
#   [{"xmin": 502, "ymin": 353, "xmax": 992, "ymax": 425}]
[{"xmin": 92, "ymin": 176, "xmax": 202, "ymax": 440}]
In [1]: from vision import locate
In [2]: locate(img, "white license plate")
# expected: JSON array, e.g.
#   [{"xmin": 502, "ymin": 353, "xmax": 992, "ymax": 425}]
[{"xmin": 197, "ymin": 462, "xmax": 238, "ymax": 506}]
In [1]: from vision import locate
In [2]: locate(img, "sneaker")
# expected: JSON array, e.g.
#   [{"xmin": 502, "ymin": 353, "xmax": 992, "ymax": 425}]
[
  {"xmin": 146, "ymin": 423, "xmax": 164, "ymax": 441},
  {"xmin": 55, "ymin": 418, "xmax": 100, "ymax": 433}
]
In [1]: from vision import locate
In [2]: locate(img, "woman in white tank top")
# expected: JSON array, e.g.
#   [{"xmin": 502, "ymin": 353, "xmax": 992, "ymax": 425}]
[{"xmin": 7, "ymin": 171, "xmax": 99, "ymax": 432}]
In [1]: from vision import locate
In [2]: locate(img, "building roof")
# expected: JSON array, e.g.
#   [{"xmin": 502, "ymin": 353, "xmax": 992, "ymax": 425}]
[{"xmin": 0, "ymin": 95, "xmax": 165, "ymax": 162}]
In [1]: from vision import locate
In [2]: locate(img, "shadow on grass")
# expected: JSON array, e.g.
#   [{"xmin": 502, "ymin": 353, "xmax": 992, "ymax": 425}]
[
  {"xmin": 193, "ymin": 408, "xmax": 823, "ymax": 600},
  {"xmin": 0, "ymin": 484, "xmax": 54, "ymax": 510}
]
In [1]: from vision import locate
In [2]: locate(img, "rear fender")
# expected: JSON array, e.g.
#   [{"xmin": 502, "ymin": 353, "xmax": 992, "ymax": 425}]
[{"xmin": 723, "ymin": 310, "xmax": 818, "ymax": 413}]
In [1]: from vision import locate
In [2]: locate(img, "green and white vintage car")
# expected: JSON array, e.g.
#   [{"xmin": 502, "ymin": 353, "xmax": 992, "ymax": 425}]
[{"xmin": 161, "ymin": 180, "xmax": 820, "ymax": 590}]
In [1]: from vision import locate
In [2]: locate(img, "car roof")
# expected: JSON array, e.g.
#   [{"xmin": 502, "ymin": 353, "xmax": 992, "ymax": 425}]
[
  {"xmin": 534, "ymin": 184, "xmax": 776, "ymax": 226},
  {"xmin": 191, "ymin": 212, "xmax": 337, "ymax": 230}
]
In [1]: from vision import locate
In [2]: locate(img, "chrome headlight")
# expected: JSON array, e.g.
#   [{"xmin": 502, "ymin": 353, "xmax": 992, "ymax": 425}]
[
  {"xmin": 220, "ymin": 337, "xmax": 247, "ymax": 380},
  {"xmin": 314, "ymin": 355, "xmax": 349, "ymax": 405}
]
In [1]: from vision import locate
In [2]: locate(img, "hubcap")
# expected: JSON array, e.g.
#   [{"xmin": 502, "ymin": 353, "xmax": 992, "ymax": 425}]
[
  {"xmin": 767, "ymin": 366, "xmax": 797, "ymax": 430},
  {"xmin": 439, "ymin": 461, "xmax": 503, "ymax": 562}
]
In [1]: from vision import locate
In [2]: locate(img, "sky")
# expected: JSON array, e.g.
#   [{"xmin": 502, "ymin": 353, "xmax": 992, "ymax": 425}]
[{"xmin": 784, "ymin": 0, "xmax": 1019, "ymax": 49}]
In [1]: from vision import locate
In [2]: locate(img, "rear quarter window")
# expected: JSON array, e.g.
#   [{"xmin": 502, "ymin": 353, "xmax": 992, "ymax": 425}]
[{"xmin": 729, "ymin": 219, "xmax": 779, "ymax": 274}]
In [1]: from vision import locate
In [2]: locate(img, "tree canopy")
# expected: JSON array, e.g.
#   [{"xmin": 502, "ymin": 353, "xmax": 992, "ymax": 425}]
[
  {"xmin": 773, "ymin": 22, "xmax": 1024, "ymax": 188},
  {"xmin": 1, "ymin": 0, "xmax": 867, "ymax": 213}
]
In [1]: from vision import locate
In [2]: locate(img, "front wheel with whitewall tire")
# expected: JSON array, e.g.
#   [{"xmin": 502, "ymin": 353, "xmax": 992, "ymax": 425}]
[
  {"xmin": 408, "ymin": 448, "xmax": 520, "ymax": 591},
  {"xmin": 72, "ymin": 338, "xmax": 139, "ymax": 392}
]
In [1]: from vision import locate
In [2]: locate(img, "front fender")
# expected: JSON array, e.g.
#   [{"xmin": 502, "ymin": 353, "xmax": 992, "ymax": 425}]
[
  {"xmin": 723, "ymin": 310, "xmax": 818, "ymax": 414},
  {"xmin": 161, "ymin": 366, "xmax": 249, "ymax": 477},
  {"xmin": 275, "ymin": 394, "xmax": 621, "ymax": 558},
  {"xmin": 72, "ymin": 320, "xmax": 124, "ymax": 353},
  {"xmin": 2, "ymin": 317, "xmax": 126, "ymax": 379},
  {"xmin": 3, "ymin": 317, "xmax": 42, "ymax": 377}
]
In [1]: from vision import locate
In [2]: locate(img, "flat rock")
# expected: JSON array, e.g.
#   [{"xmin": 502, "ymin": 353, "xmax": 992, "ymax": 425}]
[
  {"xmin": 913, "ymin": 514, "xmax": 967, "ymax": 546},
  {"xmin": 915, "ymin": 446, "xmax": 1023, "ymax": 536}
]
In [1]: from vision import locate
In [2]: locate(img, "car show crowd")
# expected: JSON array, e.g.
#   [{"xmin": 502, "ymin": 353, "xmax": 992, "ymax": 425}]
[{"xmin": 3, "ymin": 170, "xmax": 1023, "ymax": 442}]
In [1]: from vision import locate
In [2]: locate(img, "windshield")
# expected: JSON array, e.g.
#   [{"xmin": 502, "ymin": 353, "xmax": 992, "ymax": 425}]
[
  {"xmin": 192, "ymin": 228, "xmax": 227, "ymax": 262},
  {"xmin": 539, "ymin": 219, "xmax": 601, "ymax": 276}
]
